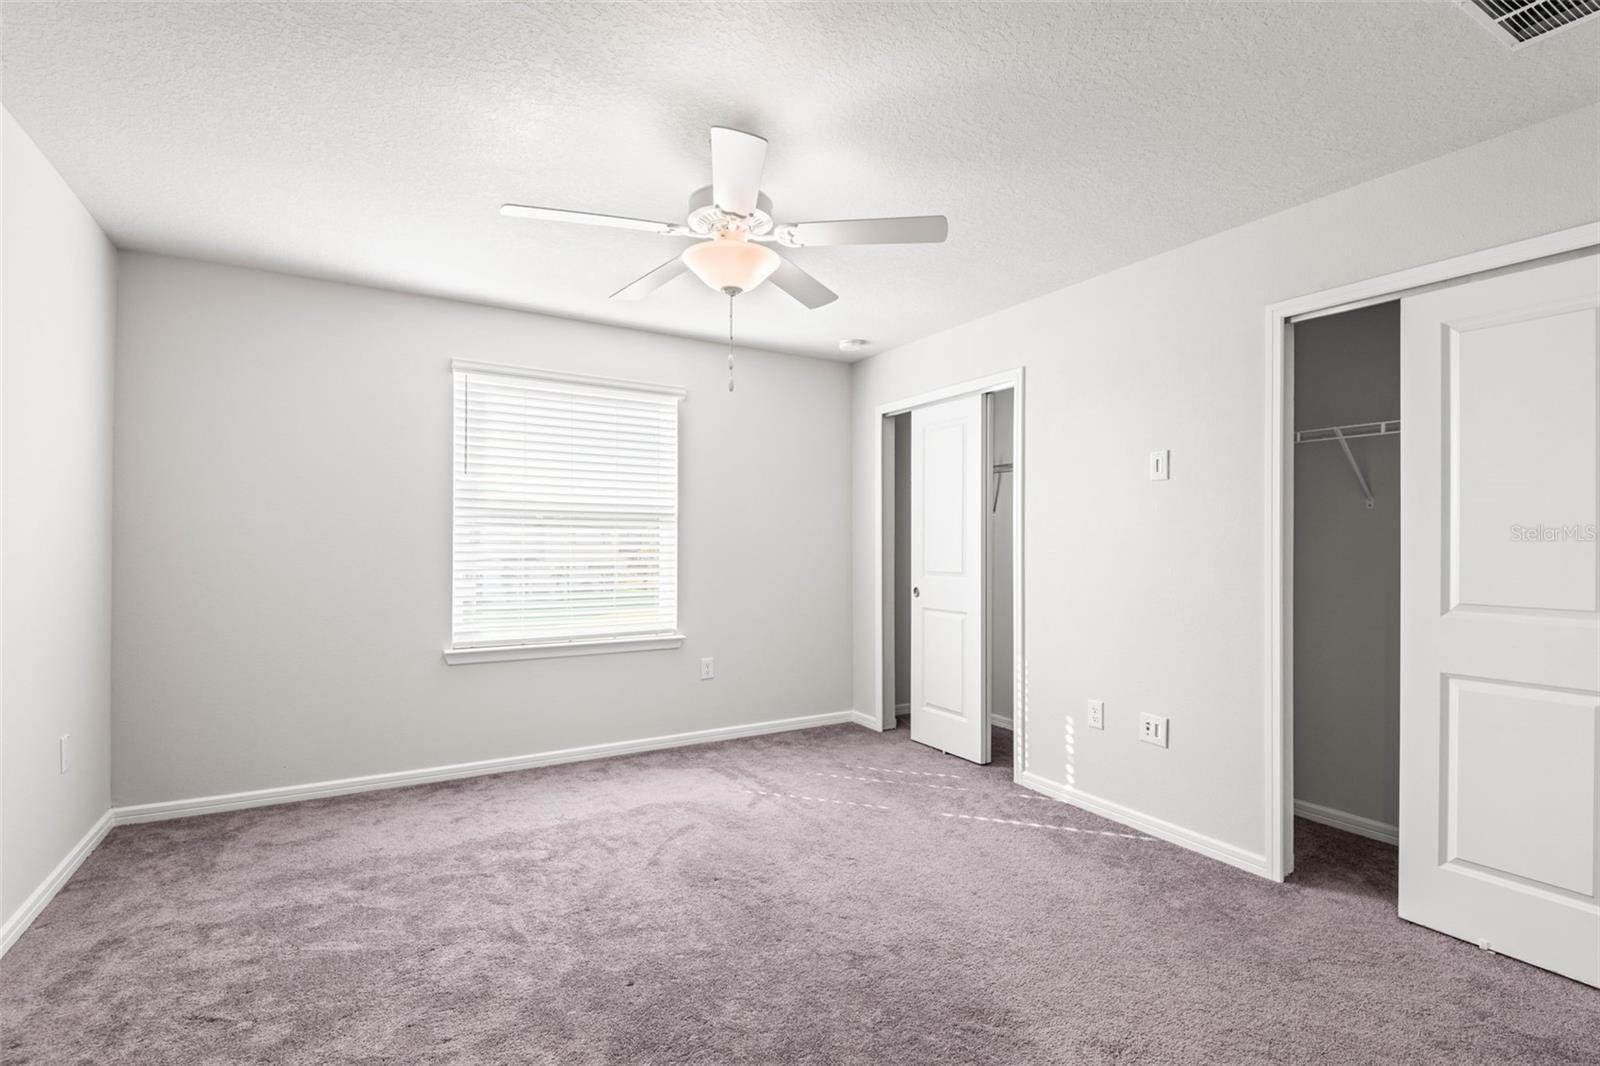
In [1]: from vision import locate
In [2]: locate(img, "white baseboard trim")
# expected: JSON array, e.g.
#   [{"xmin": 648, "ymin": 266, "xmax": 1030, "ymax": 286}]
[
  {"xmin": 1294, "ymin": 799, "xmax": 1398, "ymax": 846},
  {"xmin": 883, "ymin": 707, "xmax": 1012, "ymax": 729},
  {"xmin": 1017, "ymin": 771, "xmax": 1270, "ymax": 880},
  {"xmin": 847, "ymin": 709, "xmax": 883, "ymax": 732},
  {"xmin": 113, "ymin": 709, "xmax": 857, "ymax": 825},
  {"xmin": 3, "ymin": 711, "xmax": 857, "ymax": 956},
  {"xmin": 0, "ymin": 810, "xmax": 114, "ymax": 958},
  {"xmin": 889, "ymin": 706, "xmax": 1013, "ymax": 730}
]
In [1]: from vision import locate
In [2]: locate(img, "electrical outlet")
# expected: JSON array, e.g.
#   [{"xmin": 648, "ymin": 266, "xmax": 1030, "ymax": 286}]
[
  {"xmin": 59, "ymin": 734, "xmax": 71, "ymax": 774},
  {"xmin": 1149, "ymin": 450, "xmax": 1171, "ymax": 481},
  {"xmin": 699, "ymin": 657, "xmax": 715, "ymax": 681},
  {"xmin": 1139, "ymin": 713, "xmax": 1169, "ymax": 748},
  {"xmin": 1087, "ymin": 699, "xmax": 1105, "ymax": 730}
]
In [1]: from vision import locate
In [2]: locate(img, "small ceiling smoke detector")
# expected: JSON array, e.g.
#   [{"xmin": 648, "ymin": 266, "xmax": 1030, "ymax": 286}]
[
  {"xmin": 1456, "ymin": 0, "xmax": 1599, "ymax": 48},
  {"xmin": 838, "ymin": 338, "xmax": 871, "ymax": 353}
]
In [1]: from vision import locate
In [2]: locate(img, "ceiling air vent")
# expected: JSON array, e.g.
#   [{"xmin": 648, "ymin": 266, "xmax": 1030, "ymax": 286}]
[{"xmin": 1457, "ymin": 0, "xmax": 1600, "ymax": 47}]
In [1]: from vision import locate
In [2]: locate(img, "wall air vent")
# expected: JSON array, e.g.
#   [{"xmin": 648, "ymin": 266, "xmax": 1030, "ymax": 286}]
[{"xmin": 1458, "ymin": 0, "xmax": 1600, "ymax": 47}]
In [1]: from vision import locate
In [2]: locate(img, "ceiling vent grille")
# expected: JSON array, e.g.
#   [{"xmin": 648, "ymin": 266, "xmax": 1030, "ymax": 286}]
[{"xmin": 1458, "ymin": 0, "xmax": 1600, "ymax": 47}]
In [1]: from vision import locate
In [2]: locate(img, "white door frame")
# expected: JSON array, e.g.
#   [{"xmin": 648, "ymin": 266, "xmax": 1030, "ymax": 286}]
[
  {"xmin": 1263, "ymin": 222, "xmax": 1600, "ymax": 882},
  {"xmin": 873, "ymin": 369, "xmax": 1025, "ymax": 780}
]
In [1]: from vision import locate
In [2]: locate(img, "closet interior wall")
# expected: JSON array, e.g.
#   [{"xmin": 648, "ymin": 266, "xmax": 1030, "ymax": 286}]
[
  {"xmin": 989, "ymin": 390, "xmax": 1015, "ymax": 730},
  {"xmin": 1292, "ymin": 301, "xmax": 1401, "ymax": 836}
]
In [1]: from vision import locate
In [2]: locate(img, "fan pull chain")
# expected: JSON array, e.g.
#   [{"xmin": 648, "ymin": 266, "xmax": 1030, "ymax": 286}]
[{"xmin": 727, "ymin": 292, "xmax": 735, "ymax": 392}]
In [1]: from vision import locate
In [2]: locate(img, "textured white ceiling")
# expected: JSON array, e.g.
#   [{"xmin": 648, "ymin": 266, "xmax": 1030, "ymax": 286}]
[{"xmin": 3, "ymin": 2, "xmax": 1596, "ymax": 361}]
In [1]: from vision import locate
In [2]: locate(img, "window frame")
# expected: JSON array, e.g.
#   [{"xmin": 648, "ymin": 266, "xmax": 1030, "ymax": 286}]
[{"xmin": 443, "ymin": 360, "xmax": 686, "ymax": 665}]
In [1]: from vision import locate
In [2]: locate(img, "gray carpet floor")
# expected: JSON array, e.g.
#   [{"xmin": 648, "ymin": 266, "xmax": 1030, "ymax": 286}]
[{"xmin": 2, "ymin": 723, "xmax": 1595, "ymax": 1064}]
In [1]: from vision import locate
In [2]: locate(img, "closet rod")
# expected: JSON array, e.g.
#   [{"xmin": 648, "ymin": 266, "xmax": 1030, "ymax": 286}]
[{"xmin": 1295, "ymin": 420, "xmax": 1399, "ymax": 510}]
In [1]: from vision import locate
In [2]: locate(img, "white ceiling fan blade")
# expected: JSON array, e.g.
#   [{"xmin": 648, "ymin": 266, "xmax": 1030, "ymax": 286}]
[
  {"xmin": 709, "ymin": 127, "xmax": 768, "ymax": 216},
  {"xmin": 501, "ymin": 204, "xmax": 682, "ymax": 235},
  {"xmin": 610, "ymin": 256, "xmax": 690, "ymax": 301},
  {"xmin": 768, "ymin": 256, "xmax": 838, "ymax": 309},
  {"xmin": 778, "ymin": 215, "xmax": 948, "ymax": 247}
]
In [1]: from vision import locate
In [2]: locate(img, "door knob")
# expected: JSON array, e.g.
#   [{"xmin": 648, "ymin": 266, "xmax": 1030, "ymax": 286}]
[{"xmin": 912, "ymin": 586, "xmax": 920, "ymax": 597}]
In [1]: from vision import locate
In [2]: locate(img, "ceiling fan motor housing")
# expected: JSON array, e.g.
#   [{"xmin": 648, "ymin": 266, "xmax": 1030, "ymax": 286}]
[{"xmin": 686, "ymin": 185, "xmax": 774, "ymax": 238}]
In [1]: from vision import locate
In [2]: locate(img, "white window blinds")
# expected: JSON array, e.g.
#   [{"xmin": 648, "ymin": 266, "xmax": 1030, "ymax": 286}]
[{"xmin": 451, "ymin": 363, "xmax": 683, "ymax": 651}]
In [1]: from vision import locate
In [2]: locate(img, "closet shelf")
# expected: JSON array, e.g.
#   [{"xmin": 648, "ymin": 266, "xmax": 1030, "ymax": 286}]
[
  {"xmin": 1294, "ymin": 420, "xmax": 1399, "ymax": 510},
  {"xmin": 1294, "ymin": 420, "xmax": 1400, "ymax": 445}
]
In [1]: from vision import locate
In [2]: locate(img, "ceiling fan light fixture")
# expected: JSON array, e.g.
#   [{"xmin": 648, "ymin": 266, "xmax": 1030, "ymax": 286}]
[{"xmin": 681, "ymin": 233, "xmax": 780, "ymax": 296}]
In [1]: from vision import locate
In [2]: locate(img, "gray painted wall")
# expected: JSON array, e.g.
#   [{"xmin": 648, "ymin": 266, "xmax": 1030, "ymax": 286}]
[
  {"xmin": 2, "ymin": 111, "xmax": 115, "ymax": 926},
  {"xmin": 893, "ymin": 414, "xmax": 911, "ymax": 710},
  {"xmin": 111, "ymin": 253, "xmax": 853, "ymax": 806},
  {"xmin": 1293, "ymin": 302, "xmax": 1400, "ymax": 829}
]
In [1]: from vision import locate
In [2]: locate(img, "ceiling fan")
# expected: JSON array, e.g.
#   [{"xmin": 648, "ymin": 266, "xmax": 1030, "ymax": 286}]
[{"xmin": 500, "ymin": 126, "xmax": 948, "ymax": 309}]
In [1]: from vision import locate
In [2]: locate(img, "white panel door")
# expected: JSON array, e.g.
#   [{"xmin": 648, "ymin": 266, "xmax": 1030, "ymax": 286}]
[
  {"xmin": 1398, "ymin": 251, "xmax": 1600, "ymax": 986},
  {"xmin": 910, "ymin": 393, "xmax": 989, "ymax": 764}
]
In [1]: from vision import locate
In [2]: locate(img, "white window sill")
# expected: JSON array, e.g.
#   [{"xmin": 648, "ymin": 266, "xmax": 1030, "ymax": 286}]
[{"xmin": 442, "ymin": 633, "xmax": 686, "ymax": 665}]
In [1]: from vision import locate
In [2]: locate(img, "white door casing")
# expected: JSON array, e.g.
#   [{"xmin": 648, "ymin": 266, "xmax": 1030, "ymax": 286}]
[
  {"xmin": 910, "ymin": 393, "xmax": 989, "ymax": 764},
  {"xmin": 1398, "ymin": 251, "xmax": 1600, "ymax": 986}
]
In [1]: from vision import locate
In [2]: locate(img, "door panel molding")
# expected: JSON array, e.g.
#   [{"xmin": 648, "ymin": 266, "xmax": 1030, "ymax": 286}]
[
  {"xmin": 1444, "ymin": 300, "xmax": 1599, "ymax": 616},
  {"xmin": 1441, "ymin": 675, "xmax": 1598, "ymax": 899}
]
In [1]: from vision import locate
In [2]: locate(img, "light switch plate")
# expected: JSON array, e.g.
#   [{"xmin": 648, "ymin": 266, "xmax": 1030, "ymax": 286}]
[
  {"xmin": 1087, "ymin": 699, "xmax": 1105, "ymax": 730},
  {"xmin": 1149, "ymin": 450, "xmax": 1171, "ymax": 481}
]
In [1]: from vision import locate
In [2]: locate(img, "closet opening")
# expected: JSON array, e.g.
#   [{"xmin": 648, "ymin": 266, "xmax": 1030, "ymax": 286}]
[
  {"xmin": 875, "ymin": 373, "xmax": 1023, "ymax": 774},
  {"xmin": 1267, "ymin": 229, "xmax": 1596, "ymax": 981},
  {"xmin": 1290, "ymin": 300, "xmax": 1401, "ymax": 881}
]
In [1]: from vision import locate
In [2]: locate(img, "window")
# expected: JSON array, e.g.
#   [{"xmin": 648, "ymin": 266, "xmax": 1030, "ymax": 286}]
[{"xmin": 446, "ymin": 362, "xmax": 684, "ymax": 663}]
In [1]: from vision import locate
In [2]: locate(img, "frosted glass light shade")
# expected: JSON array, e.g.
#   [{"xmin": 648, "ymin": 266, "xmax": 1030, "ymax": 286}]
[{"xmin": 681, "ymin": 236, "xmax": 780, "ymax": 295}]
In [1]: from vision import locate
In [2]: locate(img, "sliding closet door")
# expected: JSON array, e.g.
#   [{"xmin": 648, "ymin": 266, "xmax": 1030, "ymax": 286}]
[
  {"xmin": 909, "ymin": 393, "xmax": 989, "ymax": 764},
  {"xmin": 1397, "ymin": 251, "xmax": 1599, "ymax": 986}
]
